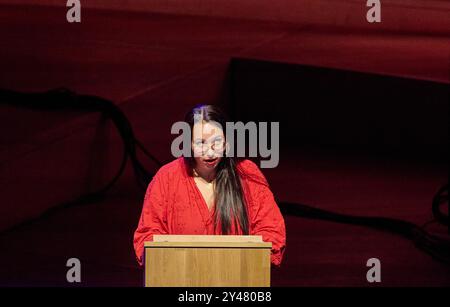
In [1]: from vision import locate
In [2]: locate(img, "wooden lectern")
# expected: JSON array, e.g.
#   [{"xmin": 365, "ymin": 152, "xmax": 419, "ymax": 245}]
[{"xmin": 144, "ymin": 235, "xmax": 272, "ymax": 287}]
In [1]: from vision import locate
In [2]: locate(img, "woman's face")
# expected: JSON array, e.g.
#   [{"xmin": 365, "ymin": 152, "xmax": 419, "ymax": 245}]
[{"xmin": 192, "ymin": 120, "xmax": 225, "ymax": 172}]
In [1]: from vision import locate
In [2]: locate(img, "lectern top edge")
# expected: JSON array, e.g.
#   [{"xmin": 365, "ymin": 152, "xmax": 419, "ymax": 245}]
[
  {"xmin": 152, "ymin": 234, "xmax": 264, "ymax": 243},
  {"xmin": 144, "ymin": 241, "xmax": 272, "ymax": 248}
]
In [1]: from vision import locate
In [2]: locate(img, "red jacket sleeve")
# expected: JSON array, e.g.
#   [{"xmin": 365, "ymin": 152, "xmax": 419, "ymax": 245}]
[
  {"xmin": 133, "ymin": 170, "xmax": 169, "ymax": 266},
  {"xmin": 240, "ymin": 160, "xmax": 287, "ymax": 267}
]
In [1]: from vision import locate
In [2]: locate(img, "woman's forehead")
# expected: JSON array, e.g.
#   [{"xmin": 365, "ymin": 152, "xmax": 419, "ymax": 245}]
[{"xmin": 193, "ymin": 121, "xmax": 224, "ymax": 138}]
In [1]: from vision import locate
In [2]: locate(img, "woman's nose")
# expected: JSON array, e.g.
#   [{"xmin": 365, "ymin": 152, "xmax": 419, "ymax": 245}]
[{"xmin": 205, "ymin": 147, "xmax": 215, "ymax": 157}]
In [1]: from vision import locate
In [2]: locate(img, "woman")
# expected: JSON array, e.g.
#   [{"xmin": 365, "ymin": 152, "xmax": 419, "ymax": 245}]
[{"xmin": 133, "ymin": 104, "xmax": 286, "ymax": 266}]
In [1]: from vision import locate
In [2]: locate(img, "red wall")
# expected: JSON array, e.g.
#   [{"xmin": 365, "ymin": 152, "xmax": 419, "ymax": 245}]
[{"xmin": 1, "ymin": 0, "xmax": 448, "ymax": 34}]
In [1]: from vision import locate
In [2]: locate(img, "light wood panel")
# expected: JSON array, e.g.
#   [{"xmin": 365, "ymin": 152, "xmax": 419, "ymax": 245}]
[{"xmin": 145, "ymin": 235, "xmax": 271, "ymax": 287}]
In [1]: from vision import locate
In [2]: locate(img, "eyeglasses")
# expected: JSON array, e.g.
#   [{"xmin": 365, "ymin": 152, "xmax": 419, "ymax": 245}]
[{"xmin": 192, "ymin": 138, "xmax": 225, "ymax": 153}]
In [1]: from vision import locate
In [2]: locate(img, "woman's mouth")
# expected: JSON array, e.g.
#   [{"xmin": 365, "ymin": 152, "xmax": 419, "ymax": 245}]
[{"xmin": 203, "ymin": 157, "xmax": 219, "ymax": 167}]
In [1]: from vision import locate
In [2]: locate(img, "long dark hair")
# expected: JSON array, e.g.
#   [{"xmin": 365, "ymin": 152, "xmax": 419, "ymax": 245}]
[{"xmin": 184, "ymin": 104, "xmax": 249, "ymax": 235}]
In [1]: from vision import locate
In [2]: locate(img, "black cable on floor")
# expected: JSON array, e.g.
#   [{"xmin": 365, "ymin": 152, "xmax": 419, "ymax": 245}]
[
  {"xmin": 1, "ymin": 87, "xmax": 157, "ymax": 190},
  {"xmin": 0, "ymin": 88, "xmax": 160, "ymax": 231},
  {"xmin": 278, "ymin": 192, "xmax": 450, "ymax": 264}
]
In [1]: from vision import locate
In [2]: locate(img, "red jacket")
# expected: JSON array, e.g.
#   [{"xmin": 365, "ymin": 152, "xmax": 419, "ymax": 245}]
[{"xmin": 133, "ymin": 157, "xmax": 286, "ymax": 266}]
